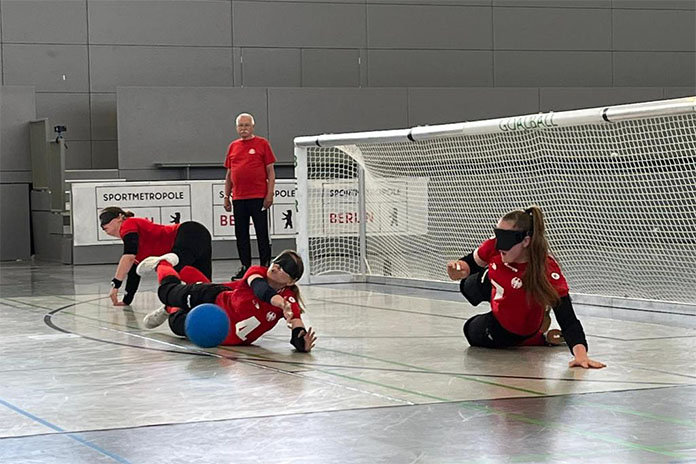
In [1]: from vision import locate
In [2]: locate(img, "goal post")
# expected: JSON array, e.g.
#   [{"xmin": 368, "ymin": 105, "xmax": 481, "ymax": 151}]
[{"xmin": 294, "ymin": 97, "xmax": 696, "ymax": 312}]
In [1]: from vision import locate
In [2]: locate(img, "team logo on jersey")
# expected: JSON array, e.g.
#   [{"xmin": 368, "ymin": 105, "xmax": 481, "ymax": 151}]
[
  {"xmin": 551, "ymin": 272, "xmax": 560, "ymax": 280},
  {"xmin": 491, "ymin": 263, "xmax": 497, "ymax": 270},
  {"xmin": 253, "ymin": 300, "xmax": 260, "ymax": 309},
  {"xmin": 249, "ymin": 149, "xmax": 256, "ymax": 155},
  {"xmin": 288, "ymin": 296, "xmax": 296, "ymax": 304},
  {"xmin": 266, "ymin": 312, "xmax": 277, "ymax": 322},
  {"xmin": 511, "ymin": 277, "xmax": 523, "ymax": 289}
]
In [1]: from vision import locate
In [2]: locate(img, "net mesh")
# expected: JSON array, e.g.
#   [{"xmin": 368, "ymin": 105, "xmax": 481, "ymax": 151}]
[{"xmin": 303, "ymin": 113, "xmax": 696, "ymax": 305}]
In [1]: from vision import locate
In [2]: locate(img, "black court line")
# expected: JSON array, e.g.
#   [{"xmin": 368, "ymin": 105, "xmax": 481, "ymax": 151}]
[
  {"xmin": 41, "ymin": 298, "xmax": 691, "ymax": 389},
  {"xmin": 4, "ymin": 382, "xmax": 694, "ymax": 445},
  {"xmin": 314, "ymin": 296, "xmax": 695, "ymax": 342}
]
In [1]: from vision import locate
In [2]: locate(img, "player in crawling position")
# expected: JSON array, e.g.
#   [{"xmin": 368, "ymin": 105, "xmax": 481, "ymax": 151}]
[{"xmin": 447, "ymin": 205, "xmax": 605, "ymax": 369}]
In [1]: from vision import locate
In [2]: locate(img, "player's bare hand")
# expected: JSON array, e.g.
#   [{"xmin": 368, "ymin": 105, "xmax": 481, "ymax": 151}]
[
  {"xmin": 569, "ymin": 356, "xmax": 606, "ymax": 369},
  {"xmin": 109, "ymin": 287, "xmax": 120, "ymax": 305},
  {"xmin": 281, "ymin": 301, "xmax": 293, "ymax": 321},
  {"xmin": 303, "ymin": 327, "xmax": 317, "ymax": 352},
  {"xmin": 446, "ymin": 260, "xmax": 468, "ymax": 280},
  {"xmin": 223, "ymin": 197, "xmax": 232, "ymax": 212}
]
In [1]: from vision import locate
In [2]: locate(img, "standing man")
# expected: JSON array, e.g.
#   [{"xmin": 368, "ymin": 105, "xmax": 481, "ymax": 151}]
[{"xmin": 223, "ymin": 113, "xmax": 276, "ymax": 280}]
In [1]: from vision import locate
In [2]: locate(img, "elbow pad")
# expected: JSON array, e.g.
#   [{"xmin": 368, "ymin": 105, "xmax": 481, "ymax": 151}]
[
  {"xmin": 290, "ymin": 326, "xmax": 307, "ymax": 352},
  {"xmin": 250, "ymin": 278, "xmax": 277, "ymax": 303},
  {"xmin": 553, "ymin": 295, "xmax": 588, "ymax": 353},
  {"xmin": 122, "ymin": 233, "xmax": 139, "ymax": 255},
  {"xmin": 460, "ymin": 252, "xmax": 483, "ymax": 275}
]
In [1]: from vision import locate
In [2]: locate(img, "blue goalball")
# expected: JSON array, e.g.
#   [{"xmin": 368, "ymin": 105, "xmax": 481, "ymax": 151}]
[{"xmin": 184, "ymin": 303, "xmax": 229, "ymax": 348}]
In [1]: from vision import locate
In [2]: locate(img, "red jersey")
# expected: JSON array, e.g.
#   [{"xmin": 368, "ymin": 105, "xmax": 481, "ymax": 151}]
[
  {"xmin": 215, "ymin": 266, "xmax": 302, "ymax": 346},
  {"xmin": 224, "ymin": 136, "xmax": 276, "ymax": 200},
  {"xmin": 477, "ymin": 238, "xmax": 569, "ymax": 336},
  {"xmin": 119, "ymin": 217, "xmax": 180, "ymax": 262}
]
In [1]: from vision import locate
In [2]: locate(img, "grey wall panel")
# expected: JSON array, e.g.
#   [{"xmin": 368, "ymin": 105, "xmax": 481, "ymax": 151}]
[
  {"xmin": 90, "ymin": 93, "xmax": 117, "ymax": 140},
  {"xmin": 3, "ymin": 44, "xmax": 89, "ymax": 92},
  {"xmin": 613, "ymin": 0, "xmax": 695, "ymax": 9},
  {"xmin": 495, "ymin": 51, "xmax": 612, "ymax": 86},
  {"xmin": 0, "ymin": 184, "xmax": 31, "ymax": 261},
  {"xmin": 241, "ymin": 48, "xmax": 301, "ymax": 87},
  {"xmin": 119, "ymin": 168, "xmax": 187, "ymax": 182},
  {"xmin": 64, "ymin": 141, "xmax": 92, "ymax": 169},
  {"xmin": 302, "ymin": 49, "xmax": 360, "ymax": 87},
  {"xmin": 408, "ymin": 88, "xmax": 539, "ymax": 125},
  {"xmin": 494, "ymin": 0, "xmax": 610, "ymax": 6},
  {"xmin": 88, "ymin": 0, "xmax": 231, "ymax": 46},
  {"xmin": 494, "ymin": 7, "xmax": 611, "ymax": 50},
  {"xmin": 539, "ymin": 87, "xmax": 664, "ymax": 112},
  {"xmin": 117, "ymin": 87, "xmax": 267, "ymax": 170},
  {"xmin": 1, "ymin": 86, "xmax": 36, "ymax": 172},
  {"xmin": 1, "ymin": 0, "xmax": 87, "ymax": 44},
  {"xmin": 268, "ymin": 88, "xmax": 409, "ymax": 160},
  {"xmin": 233, "ymin": 2, "xmax": 365, "ymax": 48},
  {"xmin": 0, "ymin": 171, "xmax": 32, "ymax": 183},
  {"xmin": 613, "ymin": 9, "xmax": 695, "ymax": 51},
  {"xmin": 614, "ymin": 52, "xmax": 695, "ymax": 87},
  {"xmin": 91, "ymin": 141, "xmax": 118, "ymax": 169},
  {"xmin": 35, "ymin": 93, "xmax": 91, "ymax": 140},
  {"xmin": 664, "ymin": 87, "xmax": 696, "ymax": 98},
  {"xmin": 89, "ymin": 46, "xmax": 234, "ymax": 92},
  {"xmin": 373, "ymin": 0, "xmax": 490, "ymax": 5},
  {"xmin": 367, "ymin": 5, "xmax": 491, "ymax": 49},
  {"xmin": 368, "ymin": 50, "xmax": 493, "ymax": 87}
]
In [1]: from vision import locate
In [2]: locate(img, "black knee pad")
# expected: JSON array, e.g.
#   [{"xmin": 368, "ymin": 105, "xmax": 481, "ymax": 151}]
[{"xmin": 460, "ymin": 270, "xmax": 491, "ymax": 307}]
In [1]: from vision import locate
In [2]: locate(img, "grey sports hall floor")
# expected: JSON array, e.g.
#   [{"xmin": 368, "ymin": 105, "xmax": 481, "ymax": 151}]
[{"xmin": 0, "ymin": 260, "xmax": 694, "ymax": 464}]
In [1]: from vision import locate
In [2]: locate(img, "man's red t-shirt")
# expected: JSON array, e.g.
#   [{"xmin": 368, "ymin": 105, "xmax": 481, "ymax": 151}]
[
  {"xmin": 119, "ymin": 217, "xmax": 180, "ymax": 262},
  {"xmin": 215, "ymin": 266, "xmax": 302, "ymax": 346},
  {"xmin": 224, "ymin": 136, "xmax": 276, "ymax": 200},
  {"xmin": 477, "ymin": 237, "xmax": 569, "ymax": 336}
]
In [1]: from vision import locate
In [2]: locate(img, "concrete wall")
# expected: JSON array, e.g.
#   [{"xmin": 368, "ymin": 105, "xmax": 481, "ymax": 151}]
[{"xmin": 1, "ymin": 0, "xmax": 693, "ymax": 172}]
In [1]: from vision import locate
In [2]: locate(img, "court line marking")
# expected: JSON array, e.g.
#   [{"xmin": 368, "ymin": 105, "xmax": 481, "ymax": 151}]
[
  {"xmin": 40, "ymin": 299, "xmax": 692, "ymax": 389},
  {"xmin": 0, "ymin": 398, "xmax": 132, "ymax": 464}
]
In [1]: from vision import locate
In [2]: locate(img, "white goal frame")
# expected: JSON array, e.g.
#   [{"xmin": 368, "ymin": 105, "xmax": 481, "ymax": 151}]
[{"xmin": 294, "ymin": 97, "xmax": 696, "ymax": 314}]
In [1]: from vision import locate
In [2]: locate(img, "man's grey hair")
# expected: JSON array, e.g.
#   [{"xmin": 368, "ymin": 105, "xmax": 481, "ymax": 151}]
[{"xmin": 236, "ymin": 113, "xmax": 255, "ymax": 126}]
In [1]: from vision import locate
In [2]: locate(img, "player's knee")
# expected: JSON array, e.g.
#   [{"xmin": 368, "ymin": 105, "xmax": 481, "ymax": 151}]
[{"xmin": 460, "ymin": 271, "xmax": 491, "ymax": 306}]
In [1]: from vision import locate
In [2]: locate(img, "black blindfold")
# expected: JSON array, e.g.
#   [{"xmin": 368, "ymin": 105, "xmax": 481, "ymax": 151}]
[
  {"xmin": 494, "ymin": 228, "xmax": 528, "ymax": 251},
  {"xmin": 99, "ymin": 211, "xmax": 120, "ymax": 227},
  {"xmin": 273, "ymin": 253, "xmax": 302, "ymax": 280}
]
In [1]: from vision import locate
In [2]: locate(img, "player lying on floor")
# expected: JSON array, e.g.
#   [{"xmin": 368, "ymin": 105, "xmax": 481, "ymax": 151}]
[{"xmin": 139, "ymin": 249, "xmax": 316, "ymax": 352}]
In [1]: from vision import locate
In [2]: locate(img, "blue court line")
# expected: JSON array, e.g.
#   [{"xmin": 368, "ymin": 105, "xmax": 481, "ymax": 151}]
[{"xmin": 0, "ymin": 386, "xmax": 132, "ymax": 463}]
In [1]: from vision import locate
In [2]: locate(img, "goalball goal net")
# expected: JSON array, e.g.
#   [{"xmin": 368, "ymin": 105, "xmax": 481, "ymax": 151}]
[{"xmin": 294, "ymin": 97, "xmax": 696, "ymax": 310}]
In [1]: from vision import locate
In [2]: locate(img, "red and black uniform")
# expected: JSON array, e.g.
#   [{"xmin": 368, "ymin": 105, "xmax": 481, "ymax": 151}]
[
  {"xmin": 461, "ymin": 238, "xmax": 587, "ymax": 353},
  {"xmin": 156, "ymin": 264, "xmax": 302, "ymax": 347},
  {"xmin": 224, "ymin": 136, "xmax": 276, "ymax": 267},
  {"xmin": 119, "ymin": 218, "xmax": 212, "ymax": 304}
]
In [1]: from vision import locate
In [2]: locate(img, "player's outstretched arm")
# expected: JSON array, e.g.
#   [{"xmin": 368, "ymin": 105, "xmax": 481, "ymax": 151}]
[
  {"xmin": 110, "ymin": 253, "xmax": 136, "ymax": 306},
  {"xmin": 569, "ymin": 344, "xmax": 606, "ymax": 369},
  {"xmin": 289, "ymin": 318, "xmax": 316, "ymax": 353}
]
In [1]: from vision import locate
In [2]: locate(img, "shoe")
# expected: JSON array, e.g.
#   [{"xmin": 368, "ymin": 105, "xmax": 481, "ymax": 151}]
[
  {"xmin": 231, "ymin": 265, "xmax": 248, "ymax": 281},
  {"xmin": 143, "ymin": 305, "xmax": 169, "ymax": 329},
  {"xmin": 136, "ymin": 253, "xmax": 179, "ymax": 276},
  {"xmin": 545, "ymin": 329, "xmax": 565, "ymax": 346}
]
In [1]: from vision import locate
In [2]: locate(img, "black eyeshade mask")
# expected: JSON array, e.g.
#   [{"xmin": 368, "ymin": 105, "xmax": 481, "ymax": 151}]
[
  {"xmin": 273, "ymin": 253, "xmax": 302, "ymax": 280},
  {"xmin": 493, "ymin": 228, "xmax": 528, "ymax": 251}
]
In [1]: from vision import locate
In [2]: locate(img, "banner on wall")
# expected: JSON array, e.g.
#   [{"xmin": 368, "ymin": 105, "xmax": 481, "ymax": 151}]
[{"xmin": 72, "ymin": 180, "xmax": 298, "ymax": 247}]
